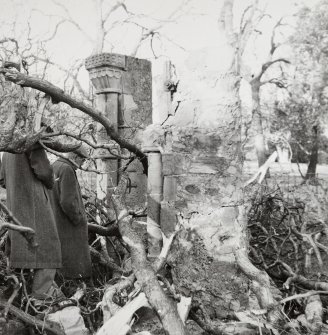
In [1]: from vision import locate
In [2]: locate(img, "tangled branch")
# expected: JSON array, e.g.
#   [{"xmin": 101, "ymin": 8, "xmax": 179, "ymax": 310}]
[{"xmin": 0, "ymin": 68, "xmax": 148, "ymax": 173}]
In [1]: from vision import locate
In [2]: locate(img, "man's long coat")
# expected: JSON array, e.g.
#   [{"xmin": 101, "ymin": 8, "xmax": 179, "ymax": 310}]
[
  {"xmin": 0, "ymin": 149, "xmax": 62, "ymax": 269},
  {"xmin": 51, "ymin": 158, "xmax": 92, "ymax": 279}
]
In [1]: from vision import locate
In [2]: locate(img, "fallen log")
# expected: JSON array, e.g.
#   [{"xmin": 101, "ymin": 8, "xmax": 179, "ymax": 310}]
[
  {"xmin": 111, "ymin": 175, "xmax": 186, "ymax": 335},
  {"xmin": 0, "ymin": 298, "xmax": 65, "ymax": 335}
]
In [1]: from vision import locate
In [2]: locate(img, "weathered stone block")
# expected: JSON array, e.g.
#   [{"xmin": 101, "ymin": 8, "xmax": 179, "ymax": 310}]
[
  {"xmin": 123, "ymin": 161, "xmax": 147, "ymax": 211},
  {"xmin": 169, "ymin": 128, "xmax": 222, "ymax": 155},
  {"xmin": 122, "ymin": 56, "xmax": 152, "ymax": 128},
  {"xmin": 160, "ymin": 201, "xmax": 176, "ymax": 236},
  {"xmin": 162, "ymin": 153, "xmax": 186, "ymax": 176},
  {"xmin": 162, "ymin": 153, "xmax": 231, "ymax": 176},
  {"xmin": 163, "ymin": 176, "xmax": 177, "ymax": 201}
]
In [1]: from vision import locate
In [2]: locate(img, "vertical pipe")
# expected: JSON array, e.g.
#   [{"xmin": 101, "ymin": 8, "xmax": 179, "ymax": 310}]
[{"xmin": 147, "ymin": 152, "xmax": 163, "ymax": 258}]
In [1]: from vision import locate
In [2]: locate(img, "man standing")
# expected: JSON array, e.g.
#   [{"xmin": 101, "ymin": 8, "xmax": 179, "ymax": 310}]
[
  {"xmin": 0, "ymin": 144, "xmax": 62, "ymax": 300},
  {"xmin": 50, "ymin": 146, "xmax": 92, "ymax": 280}
]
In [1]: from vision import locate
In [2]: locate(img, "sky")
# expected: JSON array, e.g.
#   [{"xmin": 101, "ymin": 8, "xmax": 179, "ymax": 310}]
[
  {"xmin": 0, "ymin": 0, "xmax": 319, "ymax": 58},
  {"xmin": 0, "ymin": 0, "xmax": 321, "ymax": 89},
  {"xmin": 0, "ymin": 0, "xmax": 324, "ymax": 139}
]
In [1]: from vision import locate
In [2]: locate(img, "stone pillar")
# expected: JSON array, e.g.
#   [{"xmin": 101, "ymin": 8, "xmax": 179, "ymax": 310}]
[
  {"xmin": 141, "ymin": 59, "xmax": 174, "ymax": 255},
  {"xmin": 142, "ymin": 125, "xmax": 166, "ymax": 256},
  {"xmin": 145, "ymin": 150, "xmax": 163, "ymax": 257}
]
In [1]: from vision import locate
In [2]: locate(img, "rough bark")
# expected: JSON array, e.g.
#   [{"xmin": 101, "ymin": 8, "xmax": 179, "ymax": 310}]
[
  {"xmin": 235, "ymin": 249, "xmax": 279, "ymax": 323},
  {"xmin": 90, "ymin": 246, "xmax": 126, "ymax": 274},
  {"xmin": 88, "ymin": 222, "xmax": 120, "ymax": 237},
  {"xmin": 41, "ymin": 139, "xmax": 82, "ymax": 153},
  {"xmin": 0, "ymin": 92, "xmax": 44, "ymax": 153},
  {"xmin": 112, "ymin": 177, "xmax": 186, "ymax": 335}
]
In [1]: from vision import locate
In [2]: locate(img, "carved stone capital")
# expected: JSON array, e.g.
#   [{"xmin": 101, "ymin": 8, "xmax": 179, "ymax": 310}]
[{"xmin": 85, "ymin": 53, "xmax": 126, "ymax": 94}]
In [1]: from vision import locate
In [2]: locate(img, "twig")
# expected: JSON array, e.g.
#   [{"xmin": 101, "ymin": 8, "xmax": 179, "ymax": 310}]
[
  {"xmin": 39, "ymin": 141, "xmax": 103, "ymax": 174},
  {"xmin": 4, "ymin": 275, "xmax": 21, "ymax": 318},
  {"xmin": 90, "ymin": 246, "xmax": 127, "ymax": 274},
  {"xmin": 153, "ymin": 230, "xmax": 178, "ymax": 271},
  {"xmin": 88, "ymin": 223, "xmax": 120, "ymax": 237},
  {"xmin": 43, "ymin": 131, "xmax": 131, "ymax": 160},
  {"xmin": 278, "ymin": 290, "xmax": 328, "ymax": 305},
  {"xmin": 0, "ymin": 68, "xmax": 148, "ymax": 173}
]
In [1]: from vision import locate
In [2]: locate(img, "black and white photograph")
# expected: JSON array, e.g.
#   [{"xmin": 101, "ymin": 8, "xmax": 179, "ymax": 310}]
[{"xmin": 0, "ymin": 0, "xmax": 327, "ymax": 334}]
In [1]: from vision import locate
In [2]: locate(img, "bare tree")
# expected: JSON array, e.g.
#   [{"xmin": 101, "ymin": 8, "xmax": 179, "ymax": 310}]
[{"xmin": 240, "ymin": 10, "xmax": 290, "ymax": 167}]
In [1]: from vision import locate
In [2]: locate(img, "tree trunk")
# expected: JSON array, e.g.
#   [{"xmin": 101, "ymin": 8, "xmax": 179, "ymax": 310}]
[
  {"xmin": 251, "ymin": 79, "xmax": 267, "ymax": 167},
  {"xmin": 306, "ymin": 125, "xmax": 319, "ymax": 180}
]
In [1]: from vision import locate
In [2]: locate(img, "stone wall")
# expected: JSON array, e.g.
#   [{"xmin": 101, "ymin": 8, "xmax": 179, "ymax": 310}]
[
  {"xmin": 121, "ymin": 55, "xmax": 152, "ymax": 210},
  {"xmin": 141, "ymin": 43, "xmax": 251, "ymax": 316}
]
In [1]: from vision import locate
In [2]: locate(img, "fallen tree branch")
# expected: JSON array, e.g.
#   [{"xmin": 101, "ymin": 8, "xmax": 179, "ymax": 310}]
[
  {"xmin": 30, "ymin": 56, "xmax": 89, "ymax": 99},
  {"xmin": 282, "ymin": 270, "xmax": 328, "ymax": 291},
  {"xmin": 4, "ymin": 275, "xmax": 20, "ymax": 318},
  {"xmin": 278, "ymin": 290, "xmax": 328, "ymax": 306},
  {"xmin": 99, "ymin": 230, "xmax": 178, "ymax": 324},
  {"xmin": 102, "ymin": 274, "xmax": 136, "ymax": 322},
  {"xmin": 244, "ymin": 151, "xmax": 278, "ymax": 187},
  {"xmin": 0, "ymin": 128, "xmax": 45, "ymax": 154},
  {"xmin": 111, "ymin": 175, "xmax": 186, "ymax": 335},
  {"xmin": 234, "ymin": 310, "xmax": 277, "ymax": 334},
  {"xmin": 90, "ymin": 246, "xmax": 127, "ymax": 274},
  {"xmin": 41, "ymin": 138, "xmax": 82, "ymax": 153},
  {"xmin": 88, "ymin": 223, "xmax": 120, "ymax": 237},
  {"xmin": 97, "ymin": 292, "xmax": 150, "ymax": 335},
  {"xmin": 234, "ymin": 248, "xmax": 279, "ymax": 323},
  {"xmin": 153, "ymin": 230, "xmax": 178, "ymax": 271},
  {"xmin": 252, "ymin": 290, "xmax": 328, "ymax": 316},
  {"xmin": 39, "ymin": 142, "xmax": 102, "ymax": 174},
  {"xmin": 98, "ymin": 181, "xmax": 178, "ymax": 332},
  {"xmin": 0, "ymin": 68, "xmax": 148, "ymax": 173},
  {"xmin": 43, "ymin": 131, "xmax": 131, "ymax": 160},
  {"xmin": 0, "ymin": 298, "xmax": 64, "ymax": 335}
]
